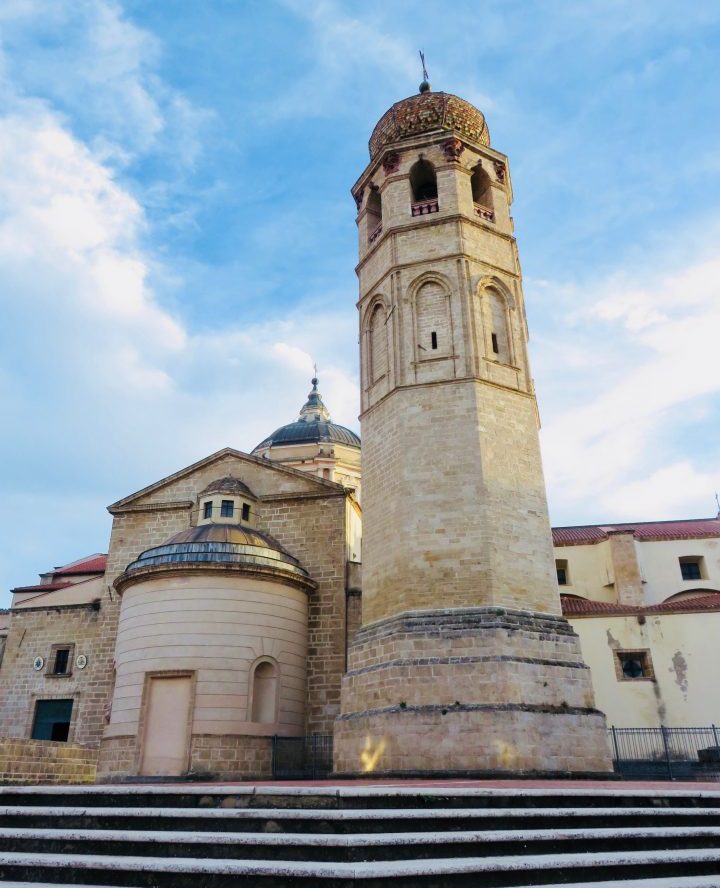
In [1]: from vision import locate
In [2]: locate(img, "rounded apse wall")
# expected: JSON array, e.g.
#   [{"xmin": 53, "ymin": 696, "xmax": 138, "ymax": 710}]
[{"xmin": 107, "ymin": 573, "xmax": 308, "ymax": 745}]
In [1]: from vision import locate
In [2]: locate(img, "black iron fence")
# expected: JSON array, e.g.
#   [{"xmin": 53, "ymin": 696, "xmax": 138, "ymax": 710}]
[
  {"xmin": 272, "ymin": 728, "xmax": 720, "ymax": 781},
  {"xmin": 271, "ymin": 734, "xmax": 333, "ymax": 779},
  {"xmin": 610, "ymin": 725, "xmax": 720, "ymax": 780}
]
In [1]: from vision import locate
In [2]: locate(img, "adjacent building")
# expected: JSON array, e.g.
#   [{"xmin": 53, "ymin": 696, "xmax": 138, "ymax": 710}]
[{"xmin": 555, "ymin": 518, "xmax": 720, "ymax": 728}]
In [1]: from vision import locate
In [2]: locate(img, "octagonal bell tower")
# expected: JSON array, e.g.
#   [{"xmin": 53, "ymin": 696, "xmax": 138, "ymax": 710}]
[{"xmin": 334, "ymin": 85, "xmax": 612, "ymax": 776}]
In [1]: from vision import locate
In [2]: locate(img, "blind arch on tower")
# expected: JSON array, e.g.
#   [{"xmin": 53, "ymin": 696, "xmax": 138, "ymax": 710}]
[
  {"xmin": 367, "ymin": 301, "xmax": 389, "ymax": 384},
  {"xmin": 478, "ymin": 281, "xmax": 514, "ymax": 366},
  {"xmin": 412, "ymin": 276, "xmax": 452, "ymax": 360}
]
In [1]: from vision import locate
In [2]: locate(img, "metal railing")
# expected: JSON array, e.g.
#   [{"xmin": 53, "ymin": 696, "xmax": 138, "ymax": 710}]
[
  {"xmin": 609, "ymin": 725, "xmax": 720, "ymax": 780},
  {"xmin": 271, "ymin": 734, "xmax": 333, "ymax": 779},
  {"xmin": 273, "ymin": 727, "xmax": 720, "ymax": 781}
]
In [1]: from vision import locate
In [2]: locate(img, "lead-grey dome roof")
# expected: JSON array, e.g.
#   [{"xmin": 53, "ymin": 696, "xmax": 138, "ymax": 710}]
[
  {"xmin": 122, "ymin": 523, "xmax": 311, "ymax": 582},
  {"xmin": 252, "ymin": 378, "xmax": 360, "ymax": 451}
]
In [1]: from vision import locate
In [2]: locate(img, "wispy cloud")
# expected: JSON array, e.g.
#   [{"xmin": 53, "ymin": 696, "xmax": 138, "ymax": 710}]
[{"xmin": 536, "ymin": 239, "xmax": 720, "ymax": 523}]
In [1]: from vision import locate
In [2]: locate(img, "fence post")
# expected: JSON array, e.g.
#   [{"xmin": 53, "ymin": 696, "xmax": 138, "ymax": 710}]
[
  {"xmin": 660, "ymin": 725, "xmax": 674, "ymax": 781},
  {"xmin": 610, "ymin": 726, "xmax": 620, "ymax": 764}
]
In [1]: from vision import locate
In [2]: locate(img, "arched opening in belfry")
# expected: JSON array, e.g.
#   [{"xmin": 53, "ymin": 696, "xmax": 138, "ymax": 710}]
[
  {"xmin": 488, "ymin": 289, "xmax": 511, "ymax": 364},
  {"xmin": 250, "ymin": 660, "xmax": 278, "ymax": 724},
  {"xmin": 369, "ymin": 303, "xmax": 389, "ymax": 383},
  {"xmin": 410, "ymin": 159, "xmax": 438, "ymax": 203},
  {"xmin": 471, "ymin": 164, "xmax": 493, "ymax": 214},
  {"xmin": 366, "ymin": 187, "xmax": 382, "ymax": 242}
]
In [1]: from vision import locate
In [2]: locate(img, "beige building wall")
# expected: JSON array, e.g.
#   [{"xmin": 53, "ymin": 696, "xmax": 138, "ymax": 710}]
[
  {"xmin": 555, "ymin": 541, "xmax": 616, "ymax": 602},
  {"xmin": 637, "ymin": 538, "xmax": 720, "ymax": 604},
  {"xmin": 108, "ymin": 573, "xmax": 308, "ymax": 741},
  {"xmin": 569, "ymin": 611, "xmax": 720, "ymax": 728}
]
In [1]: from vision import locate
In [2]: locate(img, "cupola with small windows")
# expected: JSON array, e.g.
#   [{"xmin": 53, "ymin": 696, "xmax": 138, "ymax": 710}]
[{"xmin": 197, "ymin": 476, "xmax": 256, "ymax": 526}]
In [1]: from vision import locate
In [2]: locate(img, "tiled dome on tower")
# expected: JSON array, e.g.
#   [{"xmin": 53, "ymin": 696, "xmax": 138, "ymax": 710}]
[
  {"xmin": 252, "ymin": 378, "xmax": 362, "ymax": 499},
  {"xmin": 369, "ymin": 90, "xmax": 490, "ymax": 160}
]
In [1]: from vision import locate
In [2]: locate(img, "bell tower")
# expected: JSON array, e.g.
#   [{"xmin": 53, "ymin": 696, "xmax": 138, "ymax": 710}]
[{"xmin": 334, "ymin": 84, "xmax": 612, "ymax": 775}]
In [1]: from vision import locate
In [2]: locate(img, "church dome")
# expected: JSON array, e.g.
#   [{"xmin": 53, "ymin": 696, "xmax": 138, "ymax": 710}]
[
  {"xmin": 253, "ymin": 378, "xmax": 360, "ymax": 451},
  {"xmin": 121, "ymin": 523, "xmax": 311, "ymax": 584},
  {"xmin": 369, "ymin": 90, "xmax": 490, "ymax": 160}
]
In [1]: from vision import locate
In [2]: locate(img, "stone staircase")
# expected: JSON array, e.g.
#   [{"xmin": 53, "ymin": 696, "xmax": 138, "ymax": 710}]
[{"xmin": 0, "ymin": 784, "xmax": 719, "ymax": 886}]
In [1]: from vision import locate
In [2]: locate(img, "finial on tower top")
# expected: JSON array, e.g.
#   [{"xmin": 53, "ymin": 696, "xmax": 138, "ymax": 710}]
[{"xmin": 419, "ymin": 50, "xmax": 431, "ymax": 93}]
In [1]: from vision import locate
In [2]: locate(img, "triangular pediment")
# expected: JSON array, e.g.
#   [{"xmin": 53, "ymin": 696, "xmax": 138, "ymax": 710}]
[{"xmin": 108, "ymin": 447, "xmax": 344, "ymax": 512}]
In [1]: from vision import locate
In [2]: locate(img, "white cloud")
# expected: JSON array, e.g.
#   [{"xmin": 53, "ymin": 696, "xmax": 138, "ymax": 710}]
[{"xmin": 537, "ymin": 250, "xmax": 720, "ymax": 523}]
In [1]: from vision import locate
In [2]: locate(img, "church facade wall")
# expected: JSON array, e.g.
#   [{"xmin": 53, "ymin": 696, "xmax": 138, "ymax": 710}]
[{"xmin": 0, "ymin": 602, "xmax": 113, "ymax": 748}]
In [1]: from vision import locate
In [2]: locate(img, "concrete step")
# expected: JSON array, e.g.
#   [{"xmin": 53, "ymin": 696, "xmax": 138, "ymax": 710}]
[
  {"xmin": 2, "ymin": 879, "xmax": 720, "ymax": 888},
  {"xmin": 1, "ymin": 847, "xmax": 720, "ymax": 887},
  {"xmin": 3, "ymin": 784, "xmax": 720, "ymax": 810},
  {"xmin": 1, "ymin": 786, "xmax": 719, "ymax": 884},
  {"xmin": 2, "ymin": 804, "xmax": 720, "ymax": 835},
  {"xmin": 0, "ymin": 825, "xmax": 719, "ymax": 863}
]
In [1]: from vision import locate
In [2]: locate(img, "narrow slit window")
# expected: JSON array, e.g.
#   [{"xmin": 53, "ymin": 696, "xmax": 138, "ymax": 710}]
[
  {"xmin": 491, "ymin": 333, "xmax": 499, "ymax": 354},
  {"xmin": 431, "ymin": 331, "xmax": 438, "ymax": 350},
  {"xmin": 220, "ymin": 500, "xmax": 234, "ymax": 518},
  {"xmin": 241, "ymin": 503, "xmax": 251, "ymax": 522},
  {"xmin": 203, "ymin": 501, "xmax": 213, "ymax": 519}
]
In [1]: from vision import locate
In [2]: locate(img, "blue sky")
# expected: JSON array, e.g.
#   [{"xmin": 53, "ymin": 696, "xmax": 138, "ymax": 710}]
[{"xmin": 1, "ymin": 0, "xmax": 719, "ymax": 602}]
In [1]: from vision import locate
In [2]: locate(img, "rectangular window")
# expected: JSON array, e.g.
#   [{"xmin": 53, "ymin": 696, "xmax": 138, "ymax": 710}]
[
  {"xmin": 220, "ymin": 500, "xmax": 234, "ymax": 518},
  {"xmin": 680, "ymin": 559, "xmax": 702, "ymax": 581},
  {"xmin": 491, "ymin": 333, "xmax": 499, "ymax": 354},
  {"xmin": 53, "ymin": 649, "xmax": 70, "ymax": 675},
  {"xmin": 31, "ymin": 699, "xmax": 73, "ymax": 742},
  {"xmin": 203, "ymin": 501, "xmax": 213, "ymax": 519},
  {"xmin": 431, "ymin": 331, "xmax": 438, "ymax": 350},
  {"xmin": 556, "ymin": 559, "xmax": 569, "ymax": 586},
  {"xmin": 241, "ymin": 503, "xmax": 251, "ymax": 521},
  {"xmin": 615, "ymin": 650, "xmax": 654, "ymax": 682},
  {"xmin": 46, "ymin": 643, "xmax": 74, "ymax": 677}
]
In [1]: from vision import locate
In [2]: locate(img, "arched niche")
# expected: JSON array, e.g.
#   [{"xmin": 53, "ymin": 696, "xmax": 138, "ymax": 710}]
[{"xmin": 249, "ymin": 658, "xmax": 279, "ymax": 724}]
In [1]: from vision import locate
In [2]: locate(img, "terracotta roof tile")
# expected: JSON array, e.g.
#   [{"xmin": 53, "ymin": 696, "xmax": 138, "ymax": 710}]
[
  {"xmin": 561, "ymin": 592, "xmax": 720, "ymax": 617},
  {"xmin": 54, "ymin": 554, "xmax": 107, "ymax": 575},
  {"xmin": 553, "ymin": 518, "xmax": 720, "ymax": 546},
  {"xmin": 11, "ymin": 581, "xmax": 74, "ymax": 594}
]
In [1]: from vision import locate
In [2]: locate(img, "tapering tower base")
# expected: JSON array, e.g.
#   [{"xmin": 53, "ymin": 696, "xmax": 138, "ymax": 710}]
[{"xmin": 334, "ymin": 607, "xmax": 613, "ymax": 776}]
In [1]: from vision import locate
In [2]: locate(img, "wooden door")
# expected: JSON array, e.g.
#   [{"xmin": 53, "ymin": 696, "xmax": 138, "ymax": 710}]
[{"xmin": 140, "ymin": 676, "xmax": 192, "ymax": 776}]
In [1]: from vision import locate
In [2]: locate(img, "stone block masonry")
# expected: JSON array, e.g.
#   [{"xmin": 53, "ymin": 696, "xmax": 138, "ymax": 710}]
[
  {"xmin": 0, "ymin": 738, "xmax": 97, "ymax": 784},
  {"xmin": 334, "ymin": 608, "xmax": 613, "ymax": 776}
]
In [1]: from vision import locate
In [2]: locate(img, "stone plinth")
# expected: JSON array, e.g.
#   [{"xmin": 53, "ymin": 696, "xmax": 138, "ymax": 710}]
[{"xmin": 334, "ymin": 607, "xmax": 613, "ymax": 776}]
